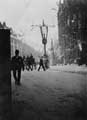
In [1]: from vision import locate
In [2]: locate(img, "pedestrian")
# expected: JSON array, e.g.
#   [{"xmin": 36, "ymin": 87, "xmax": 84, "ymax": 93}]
[
  {"xmin": 33, "ymin": 57, "xmax": 37, "ymax": 70},
  {"xmin": 23, "ymin": 56, "xmax": 26, "ymax": 70},
  {"xmin": 45, "ymin": 59, "xmax": 49, "ymax": 69},
  {"xmin": 29, "ymin": 54, "xmax": 34, "ymax": 71},
  {"xmin": 38, "ymin": 57, "xmax": 45, "ymax": 71},
  {"xmin": 26, "ymin": 56, "xmax": 31, "ymax": 71},
  {"xmin": 11, "ymin": 49, "xmax": 24, "ymax": 85}
]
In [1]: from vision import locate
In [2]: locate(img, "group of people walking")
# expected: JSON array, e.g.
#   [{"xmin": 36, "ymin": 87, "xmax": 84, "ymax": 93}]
[
  {"xmin": 11, "ymin": 49, "xmax": 49, "ymax": 85},
  {"xmin": 24, "ymin": 54, "xmax": 36, "ymax": 71}
]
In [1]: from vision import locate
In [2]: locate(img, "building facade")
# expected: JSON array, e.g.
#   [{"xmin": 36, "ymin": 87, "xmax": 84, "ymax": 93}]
[
  {"xmin": 0, "ymin": 22, "xmax": 21, "ymax": 57},
  {"xmin": 10, "ymin": 31, "xmax": 23, "ymax": 57},
  {"xmin": 0, "ymin": 22, "xmax": 29, "ymax": 57},
  {"xmin": 58, "ymin": 0, "xmax": 87, "ymax": 65}
]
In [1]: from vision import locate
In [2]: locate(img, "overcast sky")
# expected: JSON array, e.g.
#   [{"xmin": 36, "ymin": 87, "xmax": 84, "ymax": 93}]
[{"xmin": 0, "ymin": 0, "xmax": 58, "ymax": 51}]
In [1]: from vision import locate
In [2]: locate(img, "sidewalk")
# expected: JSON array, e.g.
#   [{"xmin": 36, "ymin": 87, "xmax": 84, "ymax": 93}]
[{"xmin": 50, "ymin": 64, "xmax": 87, "ymax": 74}]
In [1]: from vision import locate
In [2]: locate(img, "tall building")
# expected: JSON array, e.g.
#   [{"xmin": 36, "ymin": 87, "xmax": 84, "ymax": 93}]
[{"xmin": 58, "ymin": 0, "xmax": 87, "ymax": 65}]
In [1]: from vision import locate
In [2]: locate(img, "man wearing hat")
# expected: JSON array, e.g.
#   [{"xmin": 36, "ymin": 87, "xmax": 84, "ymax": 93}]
[{"xmin": 11, "ymin": 49, "xmax": 24, "ymax": 85}]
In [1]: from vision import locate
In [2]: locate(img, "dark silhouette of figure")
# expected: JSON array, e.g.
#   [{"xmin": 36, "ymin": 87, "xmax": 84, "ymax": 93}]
[
  {"xmin": 33, "ymin": 57, "xmax": 37, "ymax": 70},
  {"xmin": 26, "ymin": 55, "xmax": 33, "ymax": 71},
  {"xmin": 44, "ymin": 59, "xmax": 49, "ymax": 69},
  {"xmin": 38, "ymin": 57, "xmax": 45, "ymax": 71},
  {"xmin": 11, "ymin": 49, "xmax": 24, "ymax": 85},
  {"xmin": 26, "ymin": 56, "xmax": 31, "ymax": 71},
  {"xmin": 23, "ymin": 56, "xmax": 26, "ymax": 70},
  {"xmin": 29, "ymin": 54, "xmax": 34, "ymax": 71}
]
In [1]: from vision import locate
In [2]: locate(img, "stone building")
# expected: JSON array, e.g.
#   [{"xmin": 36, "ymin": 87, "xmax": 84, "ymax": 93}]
[
  {"xmin": 10, "ymin": 30, "xmax": 23, "ymax": 57},
  {"xmin": 0, "ymin": 22, "xmax": 29, "ymax": 57},
  {"xmin": 0, "ymin": 22, "xmax": 20, "ymax": 56},
  {"xmin": 58, "ymin": 0, "xmax": 87, "ymax": 65}
]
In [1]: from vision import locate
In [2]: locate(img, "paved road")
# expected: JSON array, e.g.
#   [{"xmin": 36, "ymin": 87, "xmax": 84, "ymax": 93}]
[{"xmin": 12, "ymin": 69, "xmax": 87, "ymax": 120}]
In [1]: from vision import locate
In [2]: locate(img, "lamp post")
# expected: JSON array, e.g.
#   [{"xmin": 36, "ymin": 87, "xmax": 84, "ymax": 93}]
[
  {"xmin": 31, "ymin": 20, "xmax": 55, "ymax": 68},
  {"xmin": 40, "ymin": 20, "xmax": 48, "ymax": 57},
  {"xmin": 31, "ymin": 20, "xmax": 55, "ymax": 57}
]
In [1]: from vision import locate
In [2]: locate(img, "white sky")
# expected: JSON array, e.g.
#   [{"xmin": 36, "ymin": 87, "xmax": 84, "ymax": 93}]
[{"xmin": 0, "ymin": 0, "xmax": 58, "ymax": 51}]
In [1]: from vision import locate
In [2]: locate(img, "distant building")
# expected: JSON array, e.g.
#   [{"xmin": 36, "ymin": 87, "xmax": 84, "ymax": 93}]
[
  {"xmin": 11, "ymin": 34, "xmax": 22, "ymax": 56},
  {"xmin": 0, "ymin": 21, "xmax": 41, "ymax": 59},
  {"xmin": 0, "ymin": 22, "xmax": 26, "ymax": 57},
  {"xmin": 0, "ymin": 22, "xmax": 19, "ymax": 56}
]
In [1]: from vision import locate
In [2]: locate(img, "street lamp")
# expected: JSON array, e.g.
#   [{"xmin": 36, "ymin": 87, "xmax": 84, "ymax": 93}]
[{"xmin": 40, "ymin": 20, "xmax": 48, "ymax": 57}]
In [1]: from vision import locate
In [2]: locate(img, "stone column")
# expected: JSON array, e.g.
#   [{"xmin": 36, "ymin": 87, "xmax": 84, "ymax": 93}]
[{"xmin": 0, "ymin": 29, "xmax": 12, "ymax": 120}]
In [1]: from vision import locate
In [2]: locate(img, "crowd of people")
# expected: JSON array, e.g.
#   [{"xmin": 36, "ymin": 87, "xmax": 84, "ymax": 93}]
[
  {"xmin": 11, "ymin": 49, "xmax": 49, "ymax": 85},
  {"xmin": 23, "ymin": 54, "xmax": 37, "ymax": 71}
]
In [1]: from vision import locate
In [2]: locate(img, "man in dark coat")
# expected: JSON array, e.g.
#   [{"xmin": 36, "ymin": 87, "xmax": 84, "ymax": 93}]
[
  {"xmin": 29, "ymin": 54, "xmax": 34, "ymax": 71},
  {"xmin": 38, "ymin": 57, "xmax": 45, "ymax": 71},
  {"xmin": 11, "ymin": 49, "xmax": 24, "ymax": 85}
]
